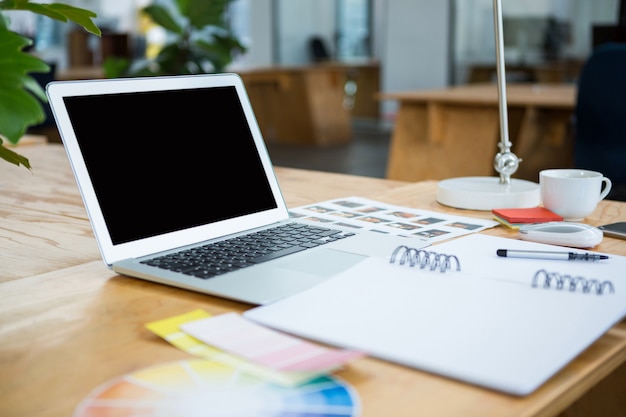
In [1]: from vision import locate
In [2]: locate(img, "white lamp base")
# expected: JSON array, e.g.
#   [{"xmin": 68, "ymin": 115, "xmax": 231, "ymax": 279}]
[{"xmin": 437, "ymin": 176, "xmax": 540, "ymax": 210}]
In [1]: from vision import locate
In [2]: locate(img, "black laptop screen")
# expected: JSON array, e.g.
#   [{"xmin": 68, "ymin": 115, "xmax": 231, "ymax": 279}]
[{"xmin": 63, "ymin": 85, "xmax": 277, "ymax": 245}]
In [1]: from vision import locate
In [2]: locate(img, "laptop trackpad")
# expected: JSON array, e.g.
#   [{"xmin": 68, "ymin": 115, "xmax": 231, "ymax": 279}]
[{"xmin": 274, "ymin": 248, "xmax": 366, "ymax": 277}]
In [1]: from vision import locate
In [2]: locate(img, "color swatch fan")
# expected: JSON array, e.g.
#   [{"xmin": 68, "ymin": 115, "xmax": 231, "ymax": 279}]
[{"xmin": 73, "ymin": 359, "xmax": 360, "ymax": 417}]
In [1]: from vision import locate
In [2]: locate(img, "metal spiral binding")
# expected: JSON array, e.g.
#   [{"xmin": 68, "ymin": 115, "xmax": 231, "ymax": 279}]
[
  {"xmin": 532, "ymin": 269, "xmax": 615, "ymax": 295},
  {"xmin": 389, "ymin": 245, "xmax": 461, "ymax": 273}
]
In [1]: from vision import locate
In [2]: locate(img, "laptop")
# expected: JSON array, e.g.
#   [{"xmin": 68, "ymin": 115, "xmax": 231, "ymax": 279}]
[{"xmin": 46, "ymin": 73, "xmax": 425, "ymax": 305}]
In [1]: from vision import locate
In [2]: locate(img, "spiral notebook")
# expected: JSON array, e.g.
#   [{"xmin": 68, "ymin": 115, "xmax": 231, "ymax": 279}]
[{"xmin": 245, "ymin": 234, "xmax": 626, "ymax": 396}]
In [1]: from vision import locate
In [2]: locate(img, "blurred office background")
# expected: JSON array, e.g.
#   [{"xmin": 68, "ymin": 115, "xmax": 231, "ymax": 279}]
[{"xmin": 8, "ymin": 0, "xmax": 624, "ymax": 178}]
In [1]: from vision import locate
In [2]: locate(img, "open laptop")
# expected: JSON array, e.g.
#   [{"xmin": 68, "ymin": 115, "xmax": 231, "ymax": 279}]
[{"xmin": 47, "ymin": 73, "xmax": 425, "ymax": 305}]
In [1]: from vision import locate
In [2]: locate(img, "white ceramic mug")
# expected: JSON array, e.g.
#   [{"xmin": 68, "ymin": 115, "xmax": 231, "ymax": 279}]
[{"xmin": 540, "ymin": 169, "xmax": 612, "ymax": 221}]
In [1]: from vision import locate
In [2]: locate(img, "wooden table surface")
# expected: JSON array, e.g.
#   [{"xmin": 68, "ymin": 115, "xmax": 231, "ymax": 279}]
[
  {"xmin": 2, "ymin": 143, "xmax": 626, "ymax": 417},
  {"xmin": 381, "ymin": 83, "xmax": 575, "ymax": 108}
]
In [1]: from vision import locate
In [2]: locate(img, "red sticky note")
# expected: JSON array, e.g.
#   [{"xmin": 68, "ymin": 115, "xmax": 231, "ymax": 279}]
[{"xmin": 492, "ymin": 207, "xmax": 563, "ymax": 229}]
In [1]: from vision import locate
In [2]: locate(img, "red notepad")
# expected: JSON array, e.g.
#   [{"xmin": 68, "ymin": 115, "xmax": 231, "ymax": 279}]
[{"xmin": 492, "ymin": 207, "xmax": 563, "ymax": 229}]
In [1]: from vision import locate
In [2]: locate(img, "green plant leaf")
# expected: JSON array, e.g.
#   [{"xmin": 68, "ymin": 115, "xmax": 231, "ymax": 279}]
[
  {"xmin": 21, "ymin": 71, "xmax": 47, "ymax": 101},
  {"xmin": 0, "ymin": 1, "xmax": 101, "ymax": 169},
  {"xmin": 0, "ymin": 82, "xmax": 45, "ymax": 142},
  {"xmin": 46, "ymin": 3, "xmax": 100, "ymax": 35},
  {"xmin": 0, "ymin": 0, "xmax": 19, "ymax": 9},
  {"xmin": 2, "ymin": 1, "xmax": 101, "ymax": 35},
  {"xmin": 192, "ymin": 32, "xmax": 245, "ymax": 72},
  {"xmin": 185, "ymin": 0, "xmax": 231, "ymax": 29},
  {"xmin": 173, "ymin": 0, "xmax": 189, "ymax": 16},
  {"xmin": 152, "ymin": 42, "xmax": 188, "ymax": 74},
  {"xmin": 0, "ymin": 139, "xmax": 31, "ymax": 169},
  {"xmin": 102, "ymin": 56, "xmax": 131, "ymax": 78},
  {"xmin": 0, "ymin": 27, "xmax": 47, "ymax": 144},
  {"xmin": 143, "ymin": 4, "xmax": 183, "ymax": 34}
]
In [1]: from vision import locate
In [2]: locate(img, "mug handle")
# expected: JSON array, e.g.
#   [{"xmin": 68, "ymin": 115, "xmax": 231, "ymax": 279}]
[{"xmin": 599, "ymin": 177, "xmax": 613, "ymax": 201}]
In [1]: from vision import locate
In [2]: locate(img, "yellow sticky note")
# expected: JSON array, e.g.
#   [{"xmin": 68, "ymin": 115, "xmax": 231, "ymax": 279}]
[
  {"xmin": 146, "ymin": 310, "xmax": 335, "ymax": 386},
  {"xmin": 146, "ymin": 309, "xmax": 220, "ymax": 356}
]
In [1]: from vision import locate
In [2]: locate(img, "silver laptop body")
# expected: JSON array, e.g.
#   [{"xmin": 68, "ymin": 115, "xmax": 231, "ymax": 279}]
[{"xmin": 47, "ymin": 73, "xmax": 423, "ymax": 305}]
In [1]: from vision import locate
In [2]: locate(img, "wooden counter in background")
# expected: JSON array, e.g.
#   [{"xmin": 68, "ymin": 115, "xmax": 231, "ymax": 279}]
[
  {"xmin": 380, "ymin": 83, "xmax": 576, "ymax": 183},
  {"xmin": 468, "ymin": 60, "xmax": 584, "ymax": 84},
  {"xmin": 238, "ymin": 60, "xmax": 380, "ymax": 147},
  {"xmin": 55, "ymin": 65, "xmax": 105, "ymax": 81}
]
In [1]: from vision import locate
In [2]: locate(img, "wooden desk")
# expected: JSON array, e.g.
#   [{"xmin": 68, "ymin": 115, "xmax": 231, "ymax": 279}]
[
  {"xmin": 468, "ymin": 61, "xmax": 584, "ymax": 84},
  {"xmin": 380, "ymin": 83, "xmax": 577, "ymax": 183},
  {"xmin": 2, "ymin": 144, "xmax": 626, "ymax": 417},
  {"xmin": 56, "ymin": 65, "xmax": 105, "ymax": 81},
  {"xmin": 238, "ymin": 61, "xmax": 380, "ymax": 147}
]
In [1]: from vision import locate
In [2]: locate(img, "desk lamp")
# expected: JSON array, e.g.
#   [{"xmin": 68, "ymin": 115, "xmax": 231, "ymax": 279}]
[{"xmin": 436, "ymin": 0, "xmax": 541, "ymax": 210}]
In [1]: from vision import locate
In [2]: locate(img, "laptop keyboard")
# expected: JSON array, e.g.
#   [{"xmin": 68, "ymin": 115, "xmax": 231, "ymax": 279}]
[{"xmin": 141, "ymin": 223, "xmax": 355, "ymax": 279}]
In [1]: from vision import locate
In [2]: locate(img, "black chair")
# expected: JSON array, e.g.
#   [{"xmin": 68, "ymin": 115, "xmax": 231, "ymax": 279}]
[
  {"xmin": 574, "ymin": 42, "xmax": 626, "ymax": 201},
  {"xmin": 309, "ymin": 36, "xmax": 330, "ymax": 62}
]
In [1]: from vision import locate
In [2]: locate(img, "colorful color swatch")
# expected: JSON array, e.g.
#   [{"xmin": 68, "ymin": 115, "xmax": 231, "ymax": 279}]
[{"xmin": 73, "ymin": 359, "xmax": 360, "ymax": 417}]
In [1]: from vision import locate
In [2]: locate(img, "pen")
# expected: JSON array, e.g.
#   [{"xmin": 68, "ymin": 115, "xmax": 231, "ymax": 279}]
[{"xmin": 496, "ymin": 249, "xmax": 609, "ymax": 261}]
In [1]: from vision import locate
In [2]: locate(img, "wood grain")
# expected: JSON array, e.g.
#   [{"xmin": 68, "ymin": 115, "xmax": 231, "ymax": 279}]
[{"xmin": 2, "ymin": 143, "xmax": 626, "ymax": 417}]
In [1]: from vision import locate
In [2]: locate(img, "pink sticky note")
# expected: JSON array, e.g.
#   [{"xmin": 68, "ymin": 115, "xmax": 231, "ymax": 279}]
[{"xmin": 180, "ymin": 312, "xmax": 363, "ymax": 372}]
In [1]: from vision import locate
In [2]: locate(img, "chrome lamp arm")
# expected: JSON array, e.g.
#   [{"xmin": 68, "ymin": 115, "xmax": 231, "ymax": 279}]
[{"xmin": 492, "ymin": 0, "xmax": 522, "ymax": 185}]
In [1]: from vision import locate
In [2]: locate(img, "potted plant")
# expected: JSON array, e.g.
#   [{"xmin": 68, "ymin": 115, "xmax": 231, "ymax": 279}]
[
  {"xmin": 0, "ymin": 0, "xmax": 100, "ymax": 169},
  {"xmin": 103, "ymin": 0, "xmax": 246, "ymax": 78}
]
